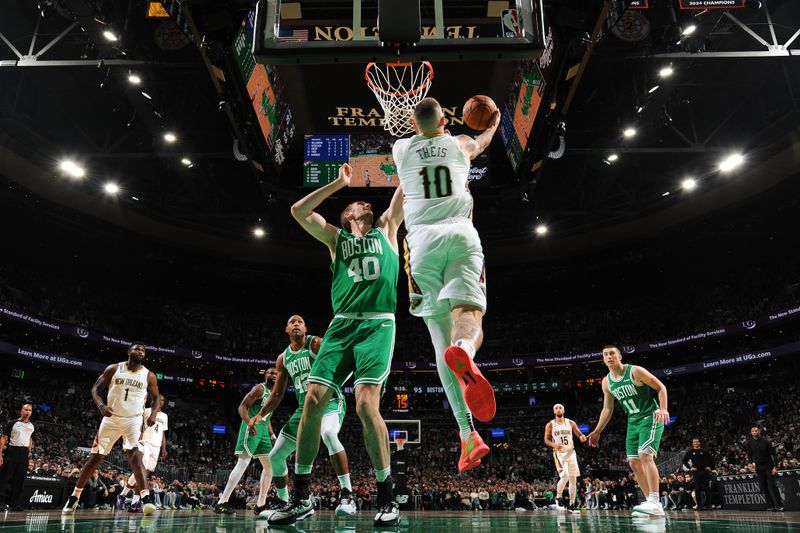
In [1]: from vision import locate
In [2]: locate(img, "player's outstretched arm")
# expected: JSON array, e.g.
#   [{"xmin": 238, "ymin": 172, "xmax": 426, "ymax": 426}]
[
  {"xmin": 252, "ymin": 355, "xmax": 289, "ymax": 426},
  {"xmin": 291, "ymin": 163, "xmax": 351, "ymax": 257},
  {"xmin": 571, "ymin": 420, "xmax": 588, "ymax": 443},
  {"xmin": 92, "ymin": 364, "xmax": 119, "ymax": 418},
  {"xmin": 375, "ymin": 185, "xmax": 404, "ymax": 251},
  {"xmin": 145, "ymin": 373, "xmax": 162, "ymax": 426},
  {"xmin": 456, "ymin": 110, "xmax": 501, "ymax": 160},
  {"xmin": 588, "ymin": 378, "xmax": 615, "ymax": 447},
  {"xmin": 633, "ymin": 366, "xmax": 669, "ymax": 424}
]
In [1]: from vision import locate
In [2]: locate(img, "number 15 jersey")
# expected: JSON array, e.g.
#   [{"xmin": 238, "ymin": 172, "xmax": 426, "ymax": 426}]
[{"xmin": 393, "ymin": 134, "xmax": 472, "ymax": 229}]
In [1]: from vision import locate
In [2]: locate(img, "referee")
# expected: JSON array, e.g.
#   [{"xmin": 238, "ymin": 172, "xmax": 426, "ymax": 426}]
[{"xmin": 0, "ymin": 404, "xmax": 35, "ymax": 511}]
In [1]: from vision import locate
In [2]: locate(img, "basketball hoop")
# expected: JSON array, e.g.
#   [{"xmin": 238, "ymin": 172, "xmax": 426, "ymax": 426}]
[
  {"xmin": 395, "ymin": 436, "xmax": 407, "ymax": 451},
  {"xmin": 365, "ymin": 61, "xmax": 434, "ymax": 138}
]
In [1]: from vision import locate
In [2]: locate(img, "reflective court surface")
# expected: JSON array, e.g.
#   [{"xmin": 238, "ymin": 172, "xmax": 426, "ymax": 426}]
[{"xmin": 2, "ymin": 510, "xmax": 799, "ymax": 532}]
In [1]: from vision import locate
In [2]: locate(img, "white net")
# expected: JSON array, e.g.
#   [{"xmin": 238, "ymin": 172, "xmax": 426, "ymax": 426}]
[{"xmin": 365, "ymin": 61, "xmax": 434, "ymax": 138}]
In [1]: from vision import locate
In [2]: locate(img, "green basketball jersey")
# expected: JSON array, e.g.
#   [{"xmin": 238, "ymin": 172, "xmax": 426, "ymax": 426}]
[
  {"xmin": 283, "ymin": 335, "xmax": 317, "ymax": 407},
  {"xmin": 249, "ymin": 383, "xmax": 272, "ymax": 425},
  {"xmin": 330, "ymin": 227, "xmax": 398, "ymax": 315},
  {"xmin": 606, "ymin": 364, "xmax": 658, "ymax": 419}
]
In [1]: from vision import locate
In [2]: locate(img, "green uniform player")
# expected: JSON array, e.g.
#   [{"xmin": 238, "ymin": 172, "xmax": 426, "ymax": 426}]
[
  {"xmin": 250, "ymin": 316, "xmax": 356, "ymax": 518},
  {"xmin": 215, "ymin": 368, "xmax": 278, "ymax": 516},
  {"xmin": 309, "ymin": 226, "xmax": 399, "ymax": 392},
  {"xmin": 234, "ymin": 383, "xmax": 274, "ymax": 457},
  {"xmin": 589, "ymin": 345, "xmax": 670, "ymax": 517},
  {"xmin": 268, "ymin": 163, "xmax": 404, "ymax": 527}
]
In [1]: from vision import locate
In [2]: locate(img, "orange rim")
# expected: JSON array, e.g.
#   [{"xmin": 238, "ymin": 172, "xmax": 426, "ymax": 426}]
[{"xmin": 365, "ymin": 61, "xmax": 434, "ymax": 97}]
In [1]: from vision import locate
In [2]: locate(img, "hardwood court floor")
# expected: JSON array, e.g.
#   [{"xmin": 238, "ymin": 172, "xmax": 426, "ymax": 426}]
[{"xmin": 2, "ymin": 509, "xmax": 798, "ymax": 532}]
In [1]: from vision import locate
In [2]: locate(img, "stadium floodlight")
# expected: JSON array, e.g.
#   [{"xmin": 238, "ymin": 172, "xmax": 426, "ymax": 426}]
[
  {"xmin": 623, "ymin": 127, "xmax": 637, "ymax": 138},
  {"xmin": 253, "ymin": 227, "xmax": 265, "ymax": 238},
  {"xmin": 163, "ymin": 132, "xmax": 177, "ymax": 143},
  {"xmin": 59, "ymin": 160, "xmax": 86, "ymax": 178},
  {"xmin": 128, "ymin": 73, "xmax": 141, "ymax": 85},
  {"xmin": 103, "ymin": 30, "xmax": 119, "ymax": 42},
  {"xmin": 104, "ymin": 182, "xmax": 119, "ymax": 194},
  {"xmin": 607, "ymin": 154, "xmax": 619, "ymax": 162},
  {"xmin": 718, "ymin": 153, "xmax": 744, "ymax": 173},
  {"xmin": 535, "ymin": 224, "xmax": 548, "ymax": 236},
  {"xmin": 682, "ymin": 24, "xmax": 697, "ymax": 36},
  {"xmin": 682, "ymin": 178, "xmax": 697, "ymax": 191},
  {"xmin": 659, "ymin": 67, "xmax": 674, "ymax": 78}
]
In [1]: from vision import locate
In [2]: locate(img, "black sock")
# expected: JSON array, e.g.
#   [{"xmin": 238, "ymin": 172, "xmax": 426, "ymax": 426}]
[
  {"xmin": 293, "ymin": 474, "xmax": 311, "ymax": 501},
  {"xmin": 377, "ymin": 478, "xmax": 394, "ymax": 505}
]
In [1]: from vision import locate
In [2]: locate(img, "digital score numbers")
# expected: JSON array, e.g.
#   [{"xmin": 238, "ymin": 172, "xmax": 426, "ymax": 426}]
[
  {"xmin": 395, "ymin": 393, "xmax": 410, "ymax": 412},
  {"xmin": 303, "ymin": 135, "xmax": 350, "ymax": 187}
]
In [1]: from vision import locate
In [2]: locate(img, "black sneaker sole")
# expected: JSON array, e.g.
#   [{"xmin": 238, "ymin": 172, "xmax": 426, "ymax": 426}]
[
  {"xmin": 374, "ymin": 516, "xmax": 400, "ymax": 527},
  {"xmin": 268, "ymin": 507, "xmax": 313, "ymax": 526}
]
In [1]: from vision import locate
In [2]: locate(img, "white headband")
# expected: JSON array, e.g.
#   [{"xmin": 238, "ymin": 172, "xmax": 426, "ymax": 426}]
[{"xmin": 553, "ymin": 403, "xmax": 565, "ymax": 410}]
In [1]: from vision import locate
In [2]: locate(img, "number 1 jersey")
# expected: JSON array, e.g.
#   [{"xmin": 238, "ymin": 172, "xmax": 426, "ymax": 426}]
[{"xmin": 393, "ymin": 134, "xmax": 473, "ymax": 229}]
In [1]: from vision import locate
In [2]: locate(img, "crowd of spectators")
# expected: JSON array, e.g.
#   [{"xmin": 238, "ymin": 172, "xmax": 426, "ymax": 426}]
[{"xmin": 2, "ymin": 363, "xmax": 799, "ymax": 511}]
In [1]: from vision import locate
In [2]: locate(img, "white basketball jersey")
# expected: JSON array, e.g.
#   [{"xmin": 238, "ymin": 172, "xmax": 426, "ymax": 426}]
[
  {"xmin": 551, "ymin": 418, "xmax": 574, "ymax": 451},
  {"xmin": 393, "ymin": 134, "xmax": 473, "ymax": 228},
  {"xmin": 107, "ymin": 362, "xmax": 149, "ymax": 418},
  {"xmin": 141, "ymin": 408, "xmax": 168, "ymax": 447}
]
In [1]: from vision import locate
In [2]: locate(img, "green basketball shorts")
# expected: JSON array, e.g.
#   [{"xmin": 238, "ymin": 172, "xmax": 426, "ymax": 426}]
[
  {"xmin": 626, "ymin": 412, "xmax": 664, "ymax": 459},
  {"xmin": 279, "ymin": 398, "xmax": 346, "ymax": 442},
  {"xmin": 234, "ymin": 420, "xmax": 272, "ymax": 458},
  {"xmin": 308, "ymin": 315, "xmax": 395, "ymax": 392}
]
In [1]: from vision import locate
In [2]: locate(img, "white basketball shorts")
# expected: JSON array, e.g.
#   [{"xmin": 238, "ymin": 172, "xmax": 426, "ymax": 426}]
[
  {"xmin": 91, "ymin": 415, "xmax": 143, "ymax": 456},
  {"xmin": 554, "ymin": 449, "xmax": 580, "ymax": 479},
  {"xmin": 404, "ymin": 218, "xmax": 487, "ymax": 318}
]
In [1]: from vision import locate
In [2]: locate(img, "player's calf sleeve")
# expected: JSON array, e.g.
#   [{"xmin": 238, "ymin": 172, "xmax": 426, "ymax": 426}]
[
  {"xmin": 425, "ymin": 314, "xmax": 475, "ymax": 439},
  {"xmin": 269, "ymin": 434, "xmax": 294, "ymax": 478}
]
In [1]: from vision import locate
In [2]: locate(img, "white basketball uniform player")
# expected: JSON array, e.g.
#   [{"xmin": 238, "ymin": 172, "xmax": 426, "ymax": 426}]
[
  {"xmin": 550, "ymin": 418, "xmax": 580, "ymax": 479},
  {"xmin": 91, "ymin": 362, "xmax": 149, "ymax": 455},
  {"xmin": 393, "ymin": 134, "xmax": 486, "ymax": 317},
  {"xmin": 140, "ymin": 408, "xmax": 168, "ymax": 471}
]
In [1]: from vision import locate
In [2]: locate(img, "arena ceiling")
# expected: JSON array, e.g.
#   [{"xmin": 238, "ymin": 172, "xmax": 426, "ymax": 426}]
[{"xmin": 0, "ymin": 0, "xmax": 799, "ymax": 266}]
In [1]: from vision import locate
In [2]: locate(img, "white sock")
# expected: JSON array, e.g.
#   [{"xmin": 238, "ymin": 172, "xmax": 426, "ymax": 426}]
[
  {"xmin": 454, "ymin": 339, "xmax": 476, "ymax": 358},
  {"xmin": 425, "ymin": 315, "xmax": 476, "ymax": 440},
  {"xmin": 219, "ymin": 456, "xmax": 251, "ymax": 504},
  {"xmin": 648, "ymin": 492, "xmax": 659, "ymax": 503},
  {"xmin": 132, "ymin": 495, "xmax": 140, "ymax": 504},
  {"xmin": 338, "ymin": 473, "xmax": 352, "ymax": 492}
]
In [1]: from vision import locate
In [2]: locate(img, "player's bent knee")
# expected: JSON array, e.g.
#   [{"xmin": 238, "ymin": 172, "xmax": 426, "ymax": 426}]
[{"xmin": 303, "ymin": 384, "xmax": 331, "ymax": 412}]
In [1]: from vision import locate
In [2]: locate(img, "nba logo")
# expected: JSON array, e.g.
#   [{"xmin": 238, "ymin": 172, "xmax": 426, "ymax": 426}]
[{"xmin": 501, "ymin": 9, "xmax": 520, "ymax": 38}]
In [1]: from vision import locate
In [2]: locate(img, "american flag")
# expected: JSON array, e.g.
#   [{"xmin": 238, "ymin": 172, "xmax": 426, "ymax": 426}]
[{"xmin": 278, "ymin": 28, "xmax": 309, "ymax": 42}]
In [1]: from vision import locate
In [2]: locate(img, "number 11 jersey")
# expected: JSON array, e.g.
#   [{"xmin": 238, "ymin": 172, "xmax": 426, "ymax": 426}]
[{"xmin": 393, "ymin": 134, "xmax": 473, "ymax": 229}]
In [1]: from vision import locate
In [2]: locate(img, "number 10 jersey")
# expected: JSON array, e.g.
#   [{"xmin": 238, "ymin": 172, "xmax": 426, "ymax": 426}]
[{"xmin": 393, "ymin": 134, "xmax": 473, "ymax": 229}]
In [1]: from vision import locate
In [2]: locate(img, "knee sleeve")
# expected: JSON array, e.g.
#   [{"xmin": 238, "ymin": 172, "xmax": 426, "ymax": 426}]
[{"xmin": 320, "ymin": 412, "xmax": 345, "ymax": 455}]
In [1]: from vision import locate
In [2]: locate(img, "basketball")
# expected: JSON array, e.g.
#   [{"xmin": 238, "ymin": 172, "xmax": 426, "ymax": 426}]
[{"xmin": 462, "ymin": 95, "xmax": 498, "ymax": 131}]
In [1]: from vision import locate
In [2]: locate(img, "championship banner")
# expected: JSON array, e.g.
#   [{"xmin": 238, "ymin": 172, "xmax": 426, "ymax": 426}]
[{"xmin": 679, "ymin": 0, "xmax": 745, "ymax": 9}]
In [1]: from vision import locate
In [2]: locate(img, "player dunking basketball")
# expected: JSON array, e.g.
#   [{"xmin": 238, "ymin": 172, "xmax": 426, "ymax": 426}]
[
  {"xmin": 214, "ymin": 368, "xmax": 278, "ymax": 516},
  {"xmin": 268, "ymin": 163, "xmax": 403, "ymax": 527},
  {"xmin": 249, "ymin": 315, "xmax": 356, "ymax": 519},
  {"xmin": 62, "ymin": 343, "xmax": 161, "ymax": 515},
  {"xmin": 589, "ymin": 345, "xmax": 670, "ymax": 516},
  {"xmin": 392, "ymin": 97, "xmax": 500, "ymax": 472},
  {"xmin": 543, "ymin": 403, "xmax": 586, "ymax": 513}
]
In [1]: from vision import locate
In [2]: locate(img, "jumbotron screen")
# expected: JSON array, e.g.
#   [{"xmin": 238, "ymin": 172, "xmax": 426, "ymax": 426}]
[
  {"xmin": 231, "ymin": 11, "xmax": 294, "ymax": 170},
  {"xmin": 303, "ymin": 133, "xmax": 488, "ymax": 188}
]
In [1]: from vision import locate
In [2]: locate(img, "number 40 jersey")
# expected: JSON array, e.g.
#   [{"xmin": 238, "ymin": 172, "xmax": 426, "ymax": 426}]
[{"xmin": 393, "ymin": 134, "xmax": 473, "ymax": 229}]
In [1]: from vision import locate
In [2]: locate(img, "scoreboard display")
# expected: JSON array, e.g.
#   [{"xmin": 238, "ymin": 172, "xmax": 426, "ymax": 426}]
[{"xmin": 303, "ymin": 135, "xmax": 350, "ymax": 187}]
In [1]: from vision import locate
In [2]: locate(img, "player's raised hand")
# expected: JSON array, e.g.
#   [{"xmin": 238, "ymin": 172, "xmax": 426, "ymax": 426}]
[
  {"xmin": 588, "ymin": 430, "xmax": 602, "ymax": 447},
  {"xmin": 654, "ymin": 408, "xmax": 670, "ymax": 425},
  {"xmin": 338, "ymin": 163, "xmax": 352, "ymax": 187},
  {"xmin": 489, "ymin": 109, "xmax": 501, "ymax": 130}
]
